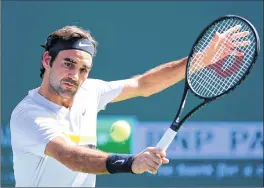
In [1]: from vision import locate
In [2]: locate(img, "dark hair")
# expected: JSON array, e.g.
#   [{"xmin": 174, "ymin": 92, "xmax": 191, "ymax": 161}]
[{"xmin": 40, "ymin": 25, "xmax": 98, "ymax": 78}]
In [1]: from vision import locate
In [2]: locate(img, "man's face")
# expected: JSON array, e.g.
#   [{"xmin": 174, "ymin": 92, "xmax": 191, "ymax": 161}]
[{"xmin": 48, "ymin": 50, "xmax": 92, "ymax": 99}]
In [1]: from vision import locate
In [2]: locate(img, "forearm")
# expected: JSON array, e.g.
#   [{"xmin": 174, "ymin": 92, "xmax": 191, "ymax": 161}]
[
  {"xmin": 138, "ymin": 57, "xmax": 188, "ymax": 97},
  {"xmin": 59, "ymin": 145, "xmax": 110, "ymax": 174},
  {"xmin": 46, "ymin": 137, "xmax": 135, "ymax": 174}
]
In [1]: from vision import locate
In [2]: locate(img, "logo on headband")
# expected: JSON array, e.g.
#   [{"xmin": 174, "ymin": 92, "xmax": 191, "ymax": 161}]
[
  {"xmin": 79, "ymin": 41, "xmax": 93, "ymax": 47},
  {"xmin": 47, "ymin": 38, "xmax": 95, "ymax": 57}
]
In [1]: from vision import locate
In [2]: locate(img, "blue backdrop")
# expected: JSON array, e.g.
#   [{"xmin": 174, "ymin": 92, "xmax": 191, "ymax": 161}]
[{"xmin": 1, "ymin": 1, "xmax": 263, "ymax": 187}]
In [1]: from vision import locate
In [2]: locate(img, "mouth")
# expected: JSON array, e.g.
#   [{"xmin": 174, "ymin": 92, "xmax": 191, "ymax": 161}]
[{"xmin": 63, "ymin": 82, "xmax": 77, "ymax": 88}]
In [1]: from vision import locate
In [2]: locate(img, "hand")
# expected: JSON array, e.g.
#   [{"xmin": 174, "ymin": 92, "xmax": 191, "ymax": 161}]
[
  {"xmin": 203, "ymin": 24, "xmax": 250, "ymax": 66},
  {"xmin": 191, "ymin": 25, "xmax": 251, "ymax": 73},
  {"xmin": 131, "ymin": 147, "xmax": 169, "ymax": 174}
]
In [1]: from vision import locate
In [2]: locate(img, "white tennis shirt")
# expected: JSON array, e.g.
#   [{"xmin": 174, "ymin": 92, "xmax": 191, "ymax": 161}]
[{"xmin": 10, "ymin": 78, "xmax": 124, "ymax": 187}]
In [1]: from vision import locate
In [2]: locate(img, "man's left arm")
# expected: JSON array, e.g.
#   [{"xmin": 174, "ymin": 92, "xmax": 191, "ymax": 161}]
[
  {"xmin": 112, "ymin": 24, "xmax": 251, "ymax": 103},
  {"xmin": 112, "ymin": 57, "xmax": 188, "ymax": 102}
]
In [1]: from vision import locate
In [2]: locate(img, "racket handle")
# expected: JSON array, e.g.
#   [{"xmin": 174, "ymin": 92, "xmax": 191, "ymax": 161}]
[{"xmin": 156, "ymin": 128, "xmax": 177, "ymax": 151}]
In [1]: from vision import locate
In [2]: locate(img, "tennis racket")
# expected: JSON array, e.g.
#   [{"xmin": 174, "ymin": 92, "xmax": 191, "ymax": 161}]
[{"xmin": 157, "ymin": 15, "xmax": 260, "ymax": 151}]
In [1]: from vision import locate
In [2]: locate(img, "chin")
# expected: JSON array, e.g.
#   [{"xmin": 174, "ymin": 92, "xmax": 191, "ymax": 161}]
[{"xmin": 58, "ymin": 88, "xmax": 76, "ymax": 98}]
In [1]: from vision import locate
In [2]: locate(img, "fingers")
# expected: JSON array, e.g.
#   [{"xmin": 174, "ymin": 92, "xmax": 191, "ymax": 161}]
[
  {"xmin": 162, "ymin": 157, "xmax": 170, "ymax": 164},
  {"xmin": 147, "ymin": 151, "xmax": 163, "ymax": 166},
  {"xmin": 146, "ymin": 150, "xmax": 170, "ymax": 165},
  {"xmin": 218, "ymin": 30, "xmax": 250, "ymax": 57},
  {"xmin": 230, "ymin": 31, "xmax": 251, "ymax": 49},
  {"xmin": 232, "ymin": 40, "xmax": 251, "ymax": 48},
  {"xmin": 145, "ymin": 158, "xmax": 169, "ymax": 174},
  {"xmin": 144, "ymin": 154, "xmax": 169, "ymax": 174},
  {"xmin": 146, "ymin": 147, "xmax": 167, "ymax": 158},
  {"xmin": 204, "ymin": 25, "xmax": 250, "ymax": 65},
  {"xmin": 147, "ymin": 147, "xmax": 169, "ymax": 164},
  {"xmin": 132, "ymin": 147, "xmax": 169, "ymax": 174},
  {"xmin": 231, "ymin": 31, "xmax": 250, "ymax": 41},
  {"xmin": 223, "ymin": 25, "xmax": 242, "ymax": 37},
  {"xmin": 145, "ymin": 147, "xmax": 169, "ymax": 173},
  {"xmin": 144, "ymin": 156, "xmax": 160, "ymax": 174},
  {"xmin": 225, "ymin": 40, "xmax": 250, "ymax": 57},
  {"xmin": 131, "ymin": 151, "xmax": 161, "ymax": 174},
  {"xmin": 225, "ymin": 49, "xmax": 244, "ymax": 57},
  {"xmin": 221, "ymin": 26, "xmax": 250, "ymax": 48}
]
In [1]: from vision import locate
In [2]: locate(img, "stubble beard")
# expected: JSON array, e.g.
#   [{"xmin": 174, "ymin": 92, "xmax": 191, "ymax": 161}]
[{"xmin": 49, "ymin": 75, "xmax": 77, "ymax": 99}]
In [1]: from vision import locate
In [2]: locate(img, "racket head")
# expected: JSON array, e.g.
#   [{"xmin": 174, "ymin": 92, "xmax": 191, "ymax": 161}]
[{"xmin": 185, "ymin": 15, "xmax": 260, "ymax": 100}]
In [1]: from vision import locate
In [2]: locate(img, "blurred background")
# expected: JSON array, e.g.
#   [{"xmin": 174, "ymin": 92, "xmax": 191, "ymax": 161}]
[{"xmin": 1, "ymin": 1, "xmax": 263, "ymax": 187}]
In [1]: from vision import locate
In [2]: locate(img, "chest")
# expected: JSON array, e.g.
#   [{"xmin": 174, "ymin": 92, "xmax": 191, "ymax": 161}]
[{"xmin": 56, "ymin": 90, "xmax": 98, "ymax": 146}]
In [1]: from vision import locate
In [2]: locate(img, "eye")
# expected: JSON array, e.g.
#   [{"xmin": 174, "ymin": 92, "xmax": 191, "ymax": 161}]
[
  {"xmin": 80, "ymin": 68, "xmax": 88, "ymax": 74},
  {"xmin": 64, "ymin": 62, "xmax": 73, "ymax": 68}
]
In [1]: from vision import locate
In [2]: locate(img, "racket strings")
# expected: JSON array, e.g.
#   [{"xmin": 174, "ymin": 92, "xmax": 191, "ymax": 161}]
[
  {"xmin": 195, "ymin": 45, "xmax": 255, "ymax": 97},
  {"xmin": 191, "ymin": 18, "xmax": 236, "ymax": 71},
  {"xmin": 191, "ymin": 45, "xmax": 255, "ymax": 97},
  {"xmin": 192, "ymin": 19, "xmax": 243, "ymax": 74},
  {"xmin": 218, "ymin": 45, "xmax": 255, "ymax": 92},
  {"xmin": 200, "ymin": 41, "xmax": 255, "ymax": 97},
  {"xmin": 191, "ymin": 19, "xmax": 247, "ymax": 71},
  {"xmin": 187, "ymin": 18, "xmax": 256, "ymax": 98}
]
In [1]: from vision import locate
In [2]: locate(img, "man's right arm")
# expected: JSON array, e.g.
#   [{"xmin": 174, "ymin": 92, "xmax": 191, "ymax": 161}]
[
  {"xmin": 11, "ymin": 107, "xmax": 168, "ymax": 175},
  {"xmin": 45, "ymin": 136, "xmax": 169, "ymax": 174},
  {"xmin": 11, "ymin": 108, "xmax": 113, "ymax": 174},
  {"xmin": 45, "ymin": 136, "xmax": 110, "ymax": 174}
]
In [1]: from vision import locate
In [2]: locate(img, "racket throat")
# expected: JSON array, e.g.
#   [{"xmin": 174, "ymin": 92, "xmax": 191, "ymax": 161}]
[
  {"xmin": 171, "ymin": 91, "xmax": 188, "ymax": 131},
  {"xmin": 170, "ymin": 121, "xmax": 181, "ymax": 131}
]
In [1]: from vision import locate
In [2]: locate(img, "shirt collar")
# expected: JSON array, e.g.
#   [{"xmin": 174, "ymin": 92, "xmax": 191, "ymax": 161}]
[{"xmin": 28, "ymin": 88, "xmax": 69, "ymax": 115}]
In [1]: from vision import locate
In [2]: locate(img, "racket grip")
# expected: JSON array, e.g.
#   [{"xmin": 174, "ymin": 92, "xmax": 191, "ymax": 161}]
[{"xmin": 156, "ymin": 128, "xmax": 177, "ymax": 151}]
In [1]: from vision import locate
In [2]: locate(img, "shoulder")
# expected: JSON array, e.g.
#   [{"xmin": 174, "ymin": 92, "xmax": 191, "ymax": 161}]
[
  {"xmin": 11, "ymin": 95, "xmax": 49, "ymax": 127},
  {"xmin": 80, "ymin": 78, "xmax": 106, "ymax": 90},
  {"xmin": 81, "ymin": 78, "xmax": 125, "ymax": 90}
]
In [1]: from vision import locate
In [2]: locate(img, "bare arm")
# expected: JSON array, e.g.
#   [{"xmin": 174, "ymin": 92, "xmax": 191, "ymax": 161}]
[
  {"xmin": 112, "ymin": 25, "xmax": 251, "ymax": 103},
  {"xmin": 113, "ymin": 57, "xmax": 188, "ymax": 102},
  {"xmin": 45, "ymin": 136, "xmax": 169, "ymax": 174},
  {"xmin": 136, "ymin": 57, "xmax": 188, "ymax": 97},
  {"xmin": 45, "ymin": 137, "xmax": 110, "ymax": 174}
]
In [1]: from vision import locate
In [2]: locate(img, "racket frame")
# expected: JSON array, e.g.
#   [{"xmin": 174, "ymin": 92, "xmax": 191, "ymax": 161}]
[
  {"xmin": 187, "ymin": 15, "xmax": 260, "ymax": 100},
  {"xmin": 160, "ymin": 15, "xmax": 260, "ymax": 149}
]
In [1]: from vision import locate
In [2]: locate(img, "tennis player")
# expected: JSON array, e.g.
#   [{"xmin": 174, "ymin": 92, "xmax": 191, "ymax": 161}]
[{"xmin": 10, "ymin": 25, "xmax": 249, "ymax": 187}]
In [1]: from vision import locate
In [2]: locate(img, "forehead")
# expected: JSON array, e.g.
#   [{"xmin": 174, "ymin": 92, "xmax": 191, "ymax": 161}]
[{"xmin": 57, "ymin": 49, "xmax": 93, "ymax": 66}]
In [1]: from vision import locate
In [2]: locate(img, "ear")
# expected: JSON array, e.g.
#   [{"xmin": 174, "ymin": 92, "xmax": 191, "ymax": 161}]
[{"xmin": 42, "ymin": 51, "xmax": 52, "ymax": 69}]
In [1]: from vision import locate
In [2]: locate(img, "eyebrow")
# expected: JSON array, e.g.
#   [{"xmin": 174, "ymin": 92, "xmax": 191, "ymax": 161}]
[{"xmin": 64, "ymin": 57, "xmax": 92, "ymax": 69}]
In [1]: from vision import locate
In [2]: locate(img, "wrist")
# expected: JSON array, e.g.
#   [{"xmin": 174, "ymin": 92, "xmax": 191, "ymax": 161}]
[{"xmin": 106, "ymin": 154, "xmax": 135, "ymax": 174}]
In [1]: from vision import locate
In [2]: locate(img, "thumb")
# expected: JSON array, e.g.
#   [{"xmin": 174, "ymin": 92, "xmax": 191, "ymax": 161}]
[
  {"xmin": 215, "ymin": 31, "xmax": 221, "ymax": 40},
  {"xmin": 214, "ymin": 32, "xmax": 221, "ymax": 43},
  {"xmin": 210, "ymin": 32, "xmax": 221, "ymax": 49}
]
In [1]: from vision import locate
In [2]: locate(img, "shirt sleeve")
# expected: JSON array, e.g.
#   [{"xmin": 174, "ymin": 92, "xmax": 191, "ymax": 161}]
[
  {"xmin": 10, "ymin": 107, "xmax": 65, "ymax": 158},
  {"xmin": 91, "ymin": 79, "xmax": 125, "ymax": 111}
]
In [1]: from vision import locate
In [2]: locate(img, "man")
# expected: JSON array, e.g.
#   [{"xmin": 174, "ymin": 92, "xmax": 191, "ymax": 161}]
[{"xmin": 10, "ymin": 25, "xmax": 249, "ymax": 187}]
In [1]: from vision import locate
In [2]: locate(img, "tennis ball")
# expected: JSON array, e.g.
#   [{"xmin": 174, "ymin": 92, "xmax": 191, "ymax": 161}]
[{"xmin": 110, "ymin": 120, "xmax": 131, "ymax": 142}]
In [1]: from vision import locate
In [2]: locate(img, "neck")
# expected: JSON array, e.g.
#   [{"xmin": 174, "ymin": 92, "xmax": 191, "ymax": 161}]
[{"xmin": 38, "ymin": 78, "xmax": 73, "ymax": 108}]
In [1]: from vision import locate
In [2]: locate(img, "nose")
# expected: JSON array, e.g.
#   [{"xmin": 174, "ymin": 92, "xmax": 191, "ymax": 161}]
[{"xmin": 68, "ymin": 69, "xmax": 79, "ymax": 82}]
